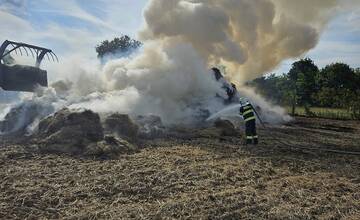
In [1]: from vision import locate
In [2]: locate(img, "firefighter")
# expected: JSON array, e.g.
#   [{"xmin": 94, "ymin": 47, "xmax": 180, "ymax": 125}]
[{"xmin": 239, "ymin": 99, "xmax": 258, "ymax": 145}]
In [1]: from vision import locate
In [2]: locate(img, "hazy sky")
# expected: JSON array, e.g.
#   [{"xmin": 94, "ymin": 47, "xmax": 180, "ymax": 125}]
[{"xmin": 0, "ymin": 0, "xmax": 359, "ymax": 74}]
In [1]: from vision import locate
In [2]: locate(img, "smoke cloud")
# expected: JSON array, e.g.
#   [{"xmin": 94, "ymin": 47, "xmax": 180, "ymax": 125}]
[
  {"xmin": 140, "ymin": 0, "xmax": 338, "ymax": 83},
  {"xmin": 0, "ymin": 0, "xmax": 345, "ymax": 132},
  {"xmin": 70, "ymin": 41, "xmax": 224, "ymax": 124}
]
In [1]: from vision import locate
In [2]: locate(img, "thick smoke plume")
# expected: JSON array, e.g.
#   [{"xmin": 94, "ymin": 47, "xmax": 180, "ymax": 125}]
[
  {"xmin": 140, "ymin": 0, "xmax": 337, "ymax": 83},
  {"xmin": 71, "ymin": 42, "xmax": 223, "ymax": 124},
  {"xmin": 0, "ymin": 0, "xmax": 342, "ymax": 132}
]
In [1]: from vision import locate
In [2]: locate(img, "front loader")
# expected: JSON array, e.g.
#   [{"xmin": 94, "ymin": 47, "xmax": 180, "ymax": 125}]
[{"xmin": 0, "ymin": 40, "xmax": 58, "ymax": 92}]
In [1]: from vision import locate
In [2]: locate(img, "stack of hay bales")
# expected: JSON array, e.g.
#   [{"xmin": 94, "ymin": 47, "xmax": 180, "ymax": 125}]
[{"xmin": 36, "ymin": 109, "xmax": 137, "ymax": 158}]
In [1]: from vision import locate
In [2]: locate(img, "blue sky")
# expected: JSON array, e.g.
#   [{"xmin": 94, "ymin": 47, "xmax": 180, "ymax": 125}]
[
  {"xmin": 0, "ymin": 0, "xmax": 359, "ymax": 74},
  {"xmin": 0, "ymin": 0, "xmax": 147, "ymax": 56}
]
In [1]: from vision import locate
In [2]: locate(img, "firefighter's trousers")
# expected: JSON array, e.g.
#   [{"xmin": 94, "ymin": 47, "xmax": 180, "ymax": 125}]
[{"xmin": 245, "ymin": 119, "xmax": 258, "ymax": 145}]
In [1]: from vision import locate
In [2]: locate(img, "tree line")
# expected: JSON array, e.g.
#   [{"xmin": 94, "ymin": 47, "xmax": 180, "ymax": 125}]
[{"xmin": 248, "ymin": 58, "xmax": 360, "ymax": 118}]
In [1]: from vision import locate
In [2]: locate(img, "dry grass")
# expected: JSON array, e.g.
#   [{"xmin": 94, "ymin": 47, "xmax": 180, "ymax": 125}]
[{"xmin": 1, "ymin": 117, "xmax": 360, "ymax": 219}]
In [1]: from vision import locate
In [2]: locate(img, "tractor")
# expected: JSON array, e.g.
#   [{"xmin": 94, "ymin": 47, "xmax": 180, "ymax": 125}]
[{"xmin": 0, "ymin": 40, "xmax": 58, "ymax": 92}]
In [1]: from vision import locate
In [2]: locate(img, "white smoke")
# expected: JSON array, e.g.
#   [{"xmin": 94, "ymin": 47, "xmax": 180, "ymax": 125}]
[
  {"xmin": 0, "ymin": 87, "xmax": 65, "ymax": 135},
  {"xmin": 0, "ymin": 0, "xmax": 346, "ymax": 133},
  {"xmin": 237, "ymin": 86, "xmax": 292, "ymax": 123},
  {"xmin": 66, "ymin": 41, "xmax": 225, "ymax": 125}
]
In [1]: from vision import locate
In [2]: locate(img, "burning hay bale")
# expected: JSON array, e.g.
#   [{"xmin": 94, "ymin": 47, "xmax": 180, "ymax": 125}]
[
  {"xmin": 195, "ymin": 119, "xmax": 239, "ymax": 138},
  {"xmin": 38, "ymin": 108, "xmax": 104, "ymax": 141},
  {"xmin": 214, "ymin": 119, "xmax": 239, "ymax": 136},
  {"xmin": 135, "ymin": 115, "xmax": 166, "ymax": 139},
  {"xmin": 104, "ymin": 113, "xmax": 139, "ymax": 141},
  {"xmin": 36, "ymin": 109, "xmax": 138, "ymax": 157},
  {"xmin": 173, "ymin": 119, "xmax": 240, "ymax": 139},
  {"xmin": 0, "ymin": 101, "xmax": 54, "ymax": 135},
  {"xmin": 36, "ymin": 108, "xmax": 104, "ymax": 154},
  {"xmin": 85, "ymin": 135, "xmax": 137, "ymax": 158}
]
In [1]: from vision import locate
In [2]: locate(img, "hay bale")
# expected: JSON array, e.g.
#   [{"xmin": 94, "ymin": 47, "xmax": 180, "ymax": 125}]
[
  {"xmin": 135, "ymin": 115, "xmax": 166, "ymax": 139},
  {"xmin": 196, "ymin": 127, "xmax": 222, "ymax": 138},
  {"xmin": 0, "ymin": 101, "xmax": 54, "ymax": 135},
  {"xmin": 38, "ymin": 126, "xmax": 86, "ymax": 154},
  {"xmin": 84, "ymin": 135, "xmax": 138, "ymax": 158},
  {"xmin": 104, "ymin": 114, "xmax": 139, "ymax": 141},
  {"xmin": 38, "ymin": 108, "xmax": 103, "ymax": 141},
  {"xmin": 37, "ymin": 108, "xmax": 104, "ymax": 154},
  {"xmin": 214, "ymin": 119, "xmax": 239, "ymax": 136}
]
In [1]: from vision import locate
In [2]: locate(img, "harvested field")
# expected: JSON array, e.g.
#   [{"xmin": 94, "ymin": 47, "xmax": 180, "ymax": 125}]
[{"xmin": 1, "ymin": 117, "xmax": 360, "ymax": 219}]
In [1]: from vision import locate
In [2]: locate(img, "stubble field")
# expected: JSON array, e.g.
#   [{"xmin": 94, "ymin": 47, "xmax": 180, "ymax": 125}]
[{"xmin": 1, "ymin": 117, "xmax": 360, "ymax": 219}]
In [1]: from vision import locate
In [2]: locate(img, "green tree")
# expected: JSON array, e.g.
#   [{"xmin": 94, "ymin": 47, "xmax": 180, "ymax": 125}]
[
  {"xmin": 248, "ymin": 60, "xmax": 360, "ymax": 118},
  {"xmin": 317, "ymin": 63, "xmax": 357, "ymax": 108},
  {"xmin": 287, "ymin": 58, "xmax": 319, "ymax": 115},
  {"xmin": 349, "ymin": 68, "xmax": 360, "ymax": 118},
  {"xmin": 96, "ymin": 35, "xmax": 142, "ymax": 59},
  {"xmin": 248, "ymin": 74, "xmax": 288, "ymax": 104}
]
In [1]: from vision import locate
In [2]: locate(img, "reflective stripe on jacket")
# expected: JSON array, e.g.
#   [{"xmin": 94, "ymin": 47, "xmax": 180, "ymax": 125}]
[{"xmin": 240, "ymin": 103, "xmax": 256, "ymax": 122}]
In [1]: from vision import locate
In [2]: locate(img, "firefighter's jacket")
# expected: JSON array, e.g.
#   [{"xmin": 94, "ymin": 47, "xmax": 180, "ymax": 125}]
[{"xmin": 239, "ymin": 103, "xmax": 256, "ymax": 122}]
